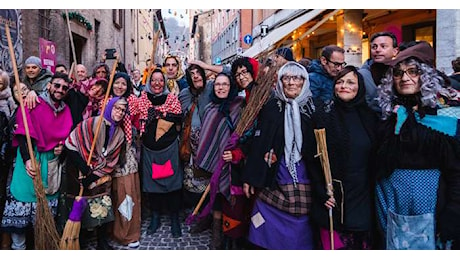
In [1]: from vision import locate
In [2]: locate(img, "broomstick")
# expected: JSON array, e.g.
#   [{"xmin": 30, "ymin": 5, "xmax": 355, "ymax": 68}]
[
  {"xmin": 65, "ymin": 9, "xmax": 79, "ymax": 84},
  {"xmin": 186, "ymin": 55, "xmax": 276, "ymax": 224},
  {"xmin": 60, "ymin": 50, "xmax": 119, "ymax": 250},
  {"xmin": 314, "ymin": 129, "xmax": 335, "ymax": 250},
  {"xmin": 4, "ymin": 22, "xmax": 60, "ymax": 250}
]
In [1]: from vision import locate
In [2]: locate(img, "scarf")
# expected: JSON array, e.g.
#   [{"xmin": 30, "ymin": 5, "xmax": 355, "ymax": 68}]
[{"xmin": 274, "ymin": 78, "xmax": 315, "ymax": 187}]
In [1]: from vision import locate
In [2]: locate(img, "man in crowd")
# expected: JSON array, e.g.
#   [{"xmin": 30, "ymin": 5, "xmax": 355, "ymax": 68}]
[
  {"xmin": 1, "ymin": 72, "xmax": 73, "ymax": 249},
  {"xmin": 273, "ymin": 47, "xmax": 295, "ymax": 67},
  {"xmin": 307, "ymin": 45, "xmax": 345, "ymax": 103},
  {"xmin": 131, "ymin": 69, "xmax": 144, "ymax": 97},
  {"xmin": 358, "ymin": 31, "xmax": 399, "ymax": 112}
]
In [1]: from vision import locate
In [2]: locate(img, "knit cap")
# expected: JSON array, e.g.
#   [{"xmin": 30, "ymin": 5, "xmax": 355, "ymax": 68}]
[{"xmin": 25, "ymin": 56, "xmax": 42, "ymax": 68}]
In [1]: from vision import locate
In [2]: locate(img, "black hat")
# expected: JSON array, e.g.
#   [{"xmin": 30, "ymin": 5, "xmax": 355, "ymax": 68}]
[
  {"xmin": 386, "ymin": 41, "xmax": 434, "ymax": 67},
  {"xmin": 276, "ymin": 47, "xmax": 295, "ymax": 62}
]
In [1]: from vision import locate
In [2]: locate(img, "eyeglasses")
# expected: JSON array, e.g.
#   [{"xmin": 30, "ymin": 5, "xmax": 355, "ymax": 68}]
[
  {"xmin": 326, "ymin": 58, "xmax": 347, "ymax": 68},
  {"xmin": 281, "ymin": 75, "xmax": 304, "ymax": 83},
  {"xmin": 235, "ymin": 70, "xmax": 250, "ymax": 79},
  {"xmin": 151, "ymin": 79, "xmax": 164, "ymax": 83},
  {"xmin": 214, "ymin": 82, "xmax": 230, "ymax": 88},
  {"xmin": 52, "ymin": 82, "xmax": 69, "ymax": 91},
  {"xmin": 393, "ymin": 67, "xmax": 420, "ymax": 79},
  {"xmin": 113, "ymin": 105, "xmax": 126, "ymax": 114}
]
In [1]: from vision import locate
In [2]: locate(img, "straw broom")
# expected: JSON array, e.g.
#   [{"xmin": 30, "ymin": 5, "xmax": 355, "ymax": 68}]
[
  {"xmin": 314, "ymin": 129, "xmax": 335, "ymax": 250},
  {"xmin": 186, "ymin": 56, "xmax": 277, "ymax": 224},
  {"xmin": 59, "ymin": 51, "xmax": 119, "ymax": 250},
  {"xmin": 4, "ymin": 22, "xmax": 61, "ymax": 249}
]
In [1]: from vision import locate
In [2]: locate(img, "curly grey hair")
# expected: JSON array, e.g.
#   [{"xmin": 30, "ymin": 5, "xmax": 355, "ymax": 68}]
[{"xmin": 377, "ymin": 58, "xmax": 444, "ymax": 119}]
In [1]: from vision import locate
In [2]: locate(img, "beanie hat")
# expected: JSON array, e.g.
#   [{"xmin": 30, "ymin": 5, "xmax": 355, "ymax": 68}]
[
  {"xmin": 386, "ymin": 41, "xmax": 434, "ymax": 67},
  {"xmin": 25, "ymin": 56, "xmax": 42, "ymax": 68},
  {"xmin": 276, "ymin": 47, "xmax": 294, "ymax": 62}
]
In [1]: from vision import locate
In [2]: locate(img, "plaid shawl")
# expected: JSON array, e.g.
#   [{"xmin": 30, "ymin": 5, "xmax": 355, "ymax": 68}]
[
  {"xmin": 65, "ymin": 115, "xmax": 125, "ymax": 177},
  {"xmin": 134, "ymin": 92, "xmax": 182, "ymax": 135}
]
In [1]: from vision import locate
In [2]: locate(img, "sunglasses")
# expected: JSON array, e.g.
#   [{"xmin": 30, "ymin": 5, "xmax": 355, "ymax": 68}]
[{"xmin": 52, "ymin": 82, "xmax": 69, "ymax": 91}]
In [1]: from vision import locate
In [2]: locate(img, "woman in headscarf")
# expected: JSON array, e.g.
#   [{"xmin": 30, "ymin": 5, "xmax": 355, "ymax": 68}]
[
  {"xmin": 163, "ymin": 55, "xmax": 188, "ymax": 96},
  {"xmin": 193, "ymin": 72, "xmax": 245, "ymax": 249},
  {"xmin": 65, "ymin": 97, "xmax": 127, "ymax": 250},
  {"xmin": 375, "ymin": 41, "xmax": 460, "ymax": 250},
  {"xmin": 241, "ymin": 61, "xmax": 319, "ymax": 249},
  {"xmin": 311, "ymin": 65, "xmax": 378, "ymax": 249},
  {"xmin": 135, "ymin": 68, "xmax": 183, "ymax": 237},
  {"xmin": 106, "ymin": 72, "xmax": 142, "ymax": 248}
]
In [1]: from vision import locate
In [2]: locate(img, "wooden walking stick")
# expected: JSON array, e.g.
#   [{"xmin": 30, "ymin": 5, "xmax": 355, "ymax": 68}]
[
  {"xmin": 314, "ymin": 129, "xmax": 335, "ymax": 250},
  {"xmin": 4, "ymin": 22, "xmax": 60, "ymax": 250}
]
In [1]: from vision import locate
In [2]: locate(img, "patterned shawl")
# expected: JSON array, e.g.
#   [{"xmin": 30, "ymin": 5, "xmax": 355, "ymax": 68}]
[
  {"xmin": 65, "ymin": 115, "xmax": 125, "ymax": 177},
  {"xmin": 195, "ymin": 96, "xmax": 244, "ymax": 174}
]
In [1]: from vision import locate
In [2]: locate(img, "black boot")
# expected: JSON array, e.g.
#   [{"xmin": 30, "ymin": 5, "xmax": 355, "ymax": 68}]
[
  {"xmin": 147, "ymin": 211, "xmax": 161, "ymax": 235},
  {"xmin": 96, "ymin": 224, "xmax": 113, "ymax": 250},
  {"xmin": 170, "ymin": 212, "xmax": 182, "ymax": 238}
]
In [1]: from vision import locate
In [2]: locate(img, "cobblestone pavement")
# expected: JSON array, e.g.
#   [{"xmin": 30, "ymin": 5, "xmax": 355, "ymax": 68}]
[{"xmin": 81, "ymin": 210, "xmax": 212, "ymax": 250}]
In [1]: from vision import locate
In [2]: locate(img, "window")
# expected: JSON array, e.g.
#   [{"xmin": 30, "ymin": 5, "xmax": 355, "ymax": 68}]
[
  {"xmin": 39, "ymin": 10, "xmax": 51, "ymax": 39},
  {"xmin": 113, "ymin": 9, "xmax": 123, "ymax": 29}
]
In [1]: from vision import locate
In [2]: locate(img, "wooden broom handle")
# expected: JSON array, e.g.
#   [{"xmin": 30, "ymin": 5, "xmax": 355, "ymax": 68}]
[
  {"xmin": 86, "ymin": 56, "xmax": 118, "ymax": 166},
  {"xmin": 65, "ymin": 10, "xmax": 79, "ymax": 83},
  {"xmin": 5, "ymin": 23, "xmax": 38, "ymax": 173}
]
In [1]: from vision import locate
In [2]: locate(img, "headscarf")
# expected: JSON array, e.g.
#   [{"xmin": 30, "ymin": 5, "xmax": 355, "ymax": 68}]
[
  {"xmin": 274, "ymin": 61, "xmax": 315, "ymax": 186},
  {"xmin": 103, "ymin": 97, "xmax": 125, "ymax": 143},
  {"xmin": 209, "ymin": 72, "xmax": 239, "ymax": 125},
  {"xmin": 145, "ymin": 68, "xmax": 169, "ymax": 96},
  {"xmin": 111, "ymin": 72, "xmax": 132, "ymax": 98}
]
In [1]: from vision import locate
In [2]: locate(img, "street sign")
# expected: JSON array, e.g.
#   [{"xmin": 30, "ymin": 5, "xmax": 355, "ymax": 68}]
[
  {"xmin": 243, "ymin": 34, "xmax": 253, "ymax": 45},
  {"xmin": 261, "ymin": 25, "xmax": 268, "ymax": 37}
]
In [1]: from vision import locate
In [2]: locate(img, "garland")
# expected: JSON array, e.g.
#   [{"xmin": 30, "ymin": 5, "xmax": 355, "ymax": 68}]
[{"xmin": 62, "ymin": 11, "xmax": 93, "ymax": 31}]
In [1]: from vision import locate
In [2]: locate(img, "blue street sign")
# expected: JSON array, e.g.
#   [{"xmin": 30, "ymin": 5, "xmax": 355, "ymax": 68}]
[{"xmin": 243, "ymin": 34, "xmax": 253, "ymax": 45}]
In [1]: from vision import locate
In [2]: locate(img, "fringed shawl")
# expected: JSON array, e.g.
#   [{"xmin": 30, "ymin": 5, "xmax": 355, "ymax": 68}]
[{"xmin": 65, "ymin": 115, "xmax": 125, "ymax": 177}]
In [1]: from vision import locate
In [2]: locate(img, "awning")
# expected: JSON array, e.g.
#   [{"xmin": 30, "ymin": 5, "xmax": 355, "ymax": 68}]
[{"xmin": 243, "ymin": 9, "xmax": 325, "ymax": 58}]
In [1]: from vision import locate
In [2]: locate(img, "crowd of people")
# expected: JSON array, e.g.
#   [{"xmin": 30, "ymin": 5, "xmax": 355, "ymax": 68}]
[{"xmin": 0, "ymin": 30, "xmax": 459, "ymax": 250}]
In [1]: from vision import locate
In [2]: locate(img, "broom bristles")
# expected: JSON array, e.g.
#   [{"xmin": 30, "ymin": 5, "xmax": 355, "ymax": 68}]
[
  {"xmin": 33, "ymin": 174, "xmax": 60, "ymax": 250},
  {"xmin": 235, "ymin": 60, "xmax": 279, "ymax": 136},
  {"xmin": 60, "ymin": 220, "xmax": 81, "ymax": 250}
]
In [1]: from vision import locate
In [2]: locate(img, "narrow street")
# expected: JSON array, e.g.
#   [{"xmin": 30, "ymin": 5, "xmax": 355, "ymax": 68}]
[{"xmin": 82, "ymin": 210, "xmax": 212, "ymax": 250}]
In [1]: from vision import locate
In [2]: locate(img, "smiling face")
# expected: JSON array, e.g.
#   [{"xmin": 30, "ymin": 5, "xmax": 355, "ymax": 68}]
[
  {"xmin": 149, "ymin": 72, "xmax": 165, "ymax": 94},
  {"xmin": 47, "ymin": 78, "xmax": 69, "ymax": 102},
  {"xmin": 335, "ymin": 71, "xmax": 359, "ymax": 102},
  {"xmin": 393, "ymin": 62, "xmax": 421, "ymax": 96},
  {"xmin": 214, "ymin": 74, "xmax": 231, "ymax": 99},
  {"xmin": 112, "ymin": 77, "xmax": 127, "ymax": 97},
  {"xmin": 25, "ymin": 64, "xmax": 41, "ymax": 79},
  {"xmin": 111, "ymin": 103, "xmax": 127, "ymax": 122},
  {"xmin": 234, "ymin": 65, "xmax": 253, "ymax": 90}
]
